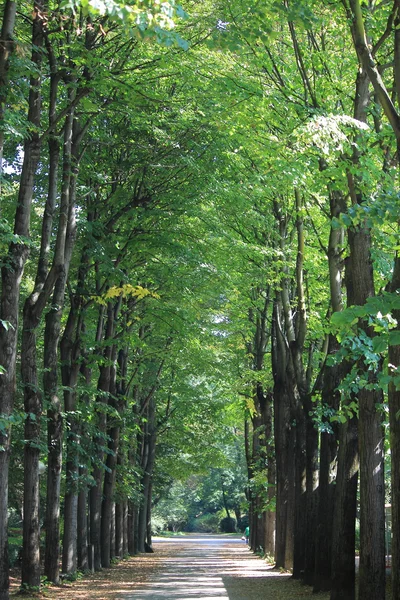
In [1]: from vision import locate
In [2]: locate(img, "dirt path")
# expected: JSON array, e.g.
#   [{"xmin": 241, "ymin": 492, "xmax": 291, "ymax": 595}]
[
  {"xmin": 116, "ymin": 535, "xmax": 329, "ymax": 600},
  {"xmin": 10, "ymin": 534, "xmax": 330, "ymax": 599}
]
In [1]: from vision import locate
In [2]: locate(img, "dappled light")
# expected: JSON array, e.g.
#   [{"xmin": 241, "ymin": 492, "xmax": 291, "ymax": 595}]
[{"xmin": 115, "ymin": 536, "xmax": 313, "ymax": 600}]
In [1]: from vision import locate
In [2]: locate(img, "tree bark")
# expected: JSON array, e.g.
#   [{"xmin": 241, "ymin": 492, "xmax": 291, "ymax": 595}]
[
  {"xmin": 90, "ymin": 303, "xmax": 118, "ymax": 569},
  {"xmin": 17, "ymin": 3, "xmax": 46, "ymax": 590},
  {"xmin": 101, "ymin": 348, "xmax": 119, "ymax": 568},
  {"xmin": 45, "ymin": 106, "xmax": 79, "ymax": 583},
  {"xmin": 389, "ymin": 257, "xmax": 400, "ymax": 600},
  {"xmin": 272, "ymin": 299, "xmax": 296, "ymax": 569},
  {"xmin": 313, "ymin": 189, "xmax": 345, "ymax": 592},
  {"xmin": 0, "ymin": 0, "xmax": 16, "ymax": 184},
  {"xmin": 137, "ymin": 396, "xmax": 156, "ymax": 553}
]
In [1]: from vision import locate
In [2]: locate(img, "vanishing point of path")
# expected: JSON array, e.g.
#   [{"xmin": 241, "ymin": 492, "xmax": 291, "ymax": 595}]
[{"xmin": 116, "ymin": 534, "xmax": 330, "ymax": 600}]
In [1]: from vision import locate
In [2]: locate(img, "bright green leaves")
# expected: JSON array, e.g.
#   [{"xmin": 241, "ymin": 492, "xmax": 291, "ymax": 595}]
[
  {"xmin": 61, "ymin": 0, "xmax": 189, "ymax": 48},
  {"xmin": 330, "ymin": 292, "xmax": 400, "ymax": 392}
]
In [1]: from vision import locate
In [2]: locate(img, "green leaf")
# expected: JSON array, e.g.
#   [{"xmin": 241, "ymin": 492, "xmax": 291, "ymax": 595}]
[
  {"xmin": 389, "ymin": 330, "xmax": 400, "ymax": 346},
  {"xmin": 372, "ymin": 335, "xmax": 388, "ymax": 354}
]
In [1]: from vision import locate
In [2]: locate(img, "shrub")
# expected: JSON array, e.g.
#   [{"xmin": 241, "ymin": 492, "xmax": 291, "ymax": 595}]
[
  {"xmin": 219, "ymin": 516, "xmax": 236, "ymax": 533},
  {"xmin": 186, "ymin": 513, "xmax": 220, "ymax": 533}
]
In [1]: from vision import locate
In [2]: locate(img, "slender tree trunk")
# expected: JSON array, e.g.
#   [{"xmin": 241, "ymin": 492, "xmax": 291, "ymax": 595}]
[
  {"xmin": 18, "ymin": 4, "xmax": 46, "ymax": 590},
  {"xmin": 127, "ymin": 501, "xmax": 135, "ymax": 555},
  {"xmin": 123, "ymin": 501, "xmax": 129, "ymax": 556},
  {"xmin": 272, "ymin": 300, "xmax": 295, "ymax": 569},
  {"xmin": 389, "ymin": 257, "xmax": 400, "ymax": 600},
  {"xmin": 344, "ymin": 7, "xmax": 397, "ymax": 597},
  {"xmin": 101, "ymin": 350, "xmax": 119, "ymax": 568},
  {"xmin": 347, "ymin": 170, "xmax": 385, "ymax": 600},
  {"xmin": 313, "ymin": 336, "xmax": 341, "ymax": 592},
  {"xmin": 110, "ymin": 503, "xmax": 116, "ymax": 559},
  {"xmin": 116, "ymin": 502, "xmax": 124, "ymax": 558},
  {"xmin": 330, "ymin": 413, "xmax": 359, "ymax": 600},
  {"xmin": 314, "ymin": 188, "xmax": 345, "ymax": 592},
  {"xmin": 138, "ymin": 397, "xmax": 156, "ymax": 553},
  {"xmin": 77, "ymin": 467, "xmax": 89, "ymax": 571},
  {"xmin": 45, "ymin": 107, "xmax": 79, "ymax": 583},
  {"xmin": 90, "ymin": 303, "xmax": 118, "ymax": 570},
  {"xmin": 292, "ymin": 396, "xmax": 306, "ymax": 580},
  {"xmin": 0, "ymin": 0, "xmax": 16, "ymax": 185}
]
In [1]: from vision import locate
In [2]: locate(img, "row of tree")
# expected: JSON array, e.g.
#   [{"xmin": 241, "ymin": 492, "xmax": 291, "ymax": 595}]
[{"xmin": 1, "ymin": 2, "xmax": 400, "ymax": 600}]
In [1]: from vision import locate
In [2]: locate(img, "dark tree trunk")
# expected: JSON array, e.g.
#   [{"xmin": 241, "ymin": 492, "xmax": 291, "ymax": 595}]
[
  {"xmin": 313, "ymin": 188, "xmax": 345, "ymax": 593},
  {"xmin": 45, "ymin": 108, "xmax": 79, "ymax": 583},
  {"xmin": 292, "ymin": 399, "xmax": 306, "ymax": 580},
  {"xmin": 90, "ymin": 303, "xmax": 118, "ymax": 570},
  {"xmin": 272, "ymin": 300, "xmax": 295, "ymax": 569},
  {"xmin": 138, "ymin": 397, "xmax": 156, "ymax": 553},
  {"xmin": 101, "ymin": 351, "xmax": 119, "ymax": 568},
  {"xmin": 302, "ymin": 394, "xmax": 319, "ymax": 585},
  {"xmin": 116, "ymin": 502, "xmax": 124, "ymax": 558},
  {"xmin": 347, "ymin": 210, "xmax": 385, "ymax": 600},
  {"xmin": 330, "ymin": 414, "xmax": 359, "ymax": 600},
  {"xmin": 127, "ymin": 502, "xmax": 134, "ymax": 555},
  {"xmin": 77, "ymin": 357, "xmax": 92, "ymax": 573},
  {"xmin": 389, "ymin": 257, "xmax": 400, "ymax": 600},
  {"xmin": 77, "ymin": 467, "xmax": 89, "ymax": 572},
  {"xmin": 0, "ymin": 0, "xmax": 16, "ymax": 185},
  {"xmin": 313, "ymin": 337, "xmax": 341, "ymax": 592},
  {"xmin": 110, "ymin": 503, "xmax": 116, "ymax": 559},
  {"xmin": 123, "ymin": 501, "xmax": 129, "ymax": 556},
  {"xmin": 18, "ymin": 4, "xmax": 46, "ymax": 590}
]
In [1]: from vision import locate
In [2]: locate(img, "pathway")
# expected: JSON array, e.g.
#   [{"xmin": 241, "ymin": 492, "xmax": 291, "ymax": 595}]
[{"xmin": 116, "ymin": 534, "xmax": 328, "ymax": 600}]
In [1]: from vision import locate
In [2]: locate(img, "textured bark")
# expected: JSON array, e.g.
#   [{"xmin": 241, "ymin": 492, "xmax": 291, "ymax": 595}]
[
  {"xmin": 313, "ymin": 337, "xmax": 341, "ymax": 592},
  {"xmin": 18, "ymin": 3, "xmax": 46, "ymax": 590},
  {"xmin": 116, "ymin": 502, "xmax": 124, "ymax": 558},
  {"xmin": 90, "ymin": 304, "xmax": 117, "ymax": 570},
  {"xmin": 292, "ymin": 399, "xmax": 306, "ymax": 581},
  {"xmin": 246, "ymin": 286, "xmax": 274, "ymax": 555},
  {"xmin": 61, "ymin": 308, "xmax": 81, "ymax": 576},
  {"xmin": 389, "ymin": 258, "xmax": 400, "ymax": 600},
  {"xmin": 123, "ymin": 501, "xmax": 129, "ymax": 556},
  {"xmin": 77, "ymin": 469, "xmax": 89, "ymax": 572},
  {"xmin": 313, "ymin": 190, "xmax": 345, "ymax": 592},
  {"xmin": 346, "ymin": 7, "xmax": 400, "ymax": 598},
  {"xmin": 101, "ymin": 350, "xmax": 119, "ymax": 568},
  {"xmin": 347, "ymin": 187, "xmax": 385, "ymax": 600},
  {"xmin": 45, "ymin": 108, "xmax": 79, "ymax": 583},
  {"xmin": 272, "ymin": 300, "xmax": 295, "ymax": 569},
  {"xmin": 330, "ymin": 415, "xmax": 359, "ymax": 600},
  {"xmin": 127, "ymin": 501, "xmax": 135, "ymax": 555},
  {"xmin": 0, "ymin": 0, "xmax": 16, "ymax": 179},
  {"xmin": 137, "ymin": 396, "xmax": 156, "ymax": 553}
]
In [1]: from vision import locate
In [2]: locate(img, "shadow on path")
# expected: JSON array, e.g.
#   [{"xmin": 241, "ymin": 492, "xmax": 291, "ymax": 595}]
[{"xmin": 116, "ymin": 534, "xmax": 307, "ymax": 600}]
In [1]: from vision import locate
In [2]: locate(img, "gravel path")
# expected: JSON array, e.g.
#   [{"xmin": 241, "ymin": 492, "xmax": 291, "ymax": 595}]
[{"xmin": 116, "ymin": 535, "xmax": 329, "ymax": 600}]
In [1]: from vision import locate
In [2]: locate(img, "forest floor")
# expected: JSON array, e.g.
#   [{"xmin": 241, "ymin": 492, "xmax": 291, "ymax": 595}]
[{"xmin": 9, "ymin": 534, "xmax": 389, "ymax": 599}]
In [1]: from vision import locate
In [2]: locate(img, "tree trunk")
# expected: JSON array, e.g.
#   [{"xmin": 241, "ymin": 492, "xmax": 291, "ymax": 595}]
[
  {"xmin": 90, "ymin": 304, "xmax": 118, "ymax": 570},
  {"xmin": 272, "ymin": 300, "xmax": 295, "ymax": 569},
  {"xmin": 101, "ymin": 351, "xmax": 119, "ymax": 568},
  {"xmin": 123, "ymin": 501, "xmax": 129, "ymax": 556},
  {"xmin": 347, "ymin": 207, "xmax": 385, "ymax": 600},
  {"xmin": 138, "ymin": 396, "xmax": 156, "ymax": 553},
  {"xmin": 330, "ymin": 413, "xmax": 359, "ymax": 600},
  {"xmin": 0, "ymin": 0, "xmax": 16, "ymax": 182},
  {"xmin": 19, "ymin": 3, "xmax": 46, "ymax": 589},
  {"xmin": 45, "ymin": 106, "xmax": 79, "ymax": 583},
  {"xmin": 389, "ymin": 257, "xmax": 400, "ymax": 600},
  {"xmin": 313, "ymin": 336, "xmax": 341, "ymax": 592},
  {"xmin": 77, "ymin": 467, "xmax": 89, "ymax": 572},
  {"xmin": 314, "ymin": 188, "xmax": 345, "ymax": 592},
  {"xmin": 116, "ymin": 502, "xmax": 124, "ymax": 558},
  {"xmin": 127, "ymin": 502, "xmax": 135, "ymax": 555}
]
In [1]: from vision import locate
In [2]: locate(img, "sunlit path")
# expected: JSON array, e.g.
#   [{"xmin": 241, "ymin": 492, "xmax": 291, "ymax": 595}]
[{"xmin": 116, "ymin": 534, "xmax": 291, "ymax": 600}]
